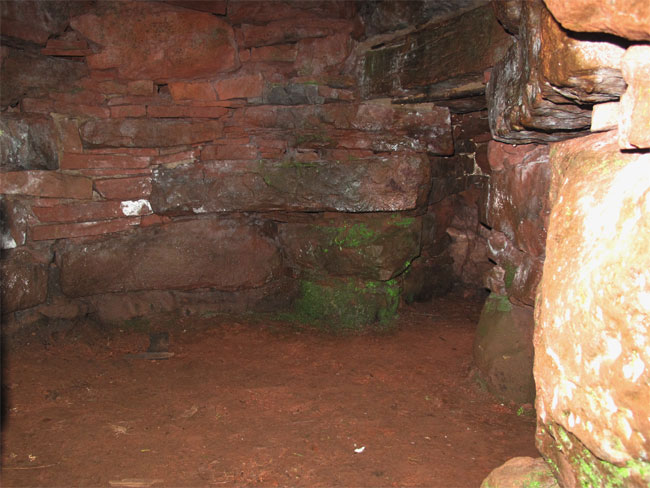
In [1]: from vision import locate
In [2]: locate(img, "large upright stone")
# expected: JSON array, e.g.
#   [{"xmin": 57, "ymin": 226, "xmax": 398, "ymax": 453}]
[
  {"xmin": 58, "ymin": 219, "xmax": 283, "ymax": 297},
  {"xmin": 619, "ymin": 46, "xmax": 650, "ymax": 150},
  {"xmin": 535, "ymin": 130, "xmax": 650, "ymax": 487},
  {"xmin": 70, "ymin": 1, "xmax": 238, "ymax": 80},
  {"xmin": 1, "ymin": 246, "xmax": 50, "ymax": 314}
]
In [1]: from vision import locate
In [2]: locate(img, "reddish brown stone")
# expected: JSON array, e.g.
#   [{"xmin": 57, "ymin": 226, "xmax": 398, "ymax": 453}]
[
  {"xmin": 543, "ymin": 0, "xmax": 650, "ymax": 41},
  {"xmin": 486, "ymin": 142, "xmax": 550, "ymax": 257},
  {"xmin": 140, "ymin": 214, "xmax": 172, "ymax": 228},
  {"xmin": 150, "ymin": 153, "xmax": 431, "ymax": 215},
  {"xmin": 0, "ymin": 171, "xmax": 92, "ymax": 199},
  {"xmin": 214, "ymin": 73, "xmax": 264, "ymax": 100},
  {"xmin": 201, "ymin": 144, "xmax": 258, "ymax": 161},
  {"xmin": 619, "ymin": 45, "xmax": 650, "ymax": 149},
  {"xmin": 32, "ymin": 217, "xmax": 140, "ymax": 241},
  {"xmin": 146, "ymin": 105, "xmax": 229, "ymax": 118},
  {"xmin": 168, "ymin": 82, "xmax": 216, "ymax": 102},
  {"xmin": 127, "ymin": 80, "xmax": 154, "ymax": 96},
  {"xmin": 58, "ymin": 218, "xmax": 283, "ymax": 297},
  {"xmin": 52, "ymin": 115, "xmax": 83, "ymax": 154},
  {"xmin": 1, "ymin": 197, "xmax": 35, "ymax": 249},
  {"xmin": 0, "ymin": 114, "xmax": 59, "ymax": 172},
  {"xmin": 151, "ymin": 149, "xmax": 200, "ymax": 167},
  {"xmin": 70, "ymin": 2, "xmax": 238, "ymax": 80},
  {"xmin": 480, "ymin": 457, "xmax": 559, "ymax": 488},
  {"xmin": 61, "ymin": 153, "xmax": 151, "ymax": 170},
  {"xmin": 238, "ymin": 18, "xmax": 353, "ymax": 48},
  {"xmin": 164, "ymin": 0, "xmax": 226, "ymax": 15},
  {"xmin": 41, "ymin": 38, "xmax": 93, "ymax": 57},
  {"xmin": 87, "ymin": 148, "xmax": 158, "ymax": 157},
  {"xmin": 0, "ymin": 1, "xmax": 74, "ymax": 45},
  {"xmin": 33, "ymin": 200, "xmax": 151, "ymax": 224},
  {"xmin": 94, "ymin": 177, "xmax": 153, "ymax": 200},
  {"xmin": 1, "ymin": 246, "xmax": 50, "ymax": 314},
  {"xmin": 535, "ymin": 130, "xmax": 650, "ymax": 485},
  {"xmin": 53, "ymin": 103, "xmax": 111, "ymax": 119},
  {"xmin": 79, "ymin": 119, "xmax": 222, "ymax": 148},
  {"xmin": 110, "ymin": 105, "xmax": 147, "ymax": 118},
  {"xmin": 20, "ymin": 98, "xmax": 54, "ymax": 114},
  {"xmin": 250, "ymin": 45, "xmax": 298, "ymax": 63},
  {"xmin": 295, "ymin": 32, "xmax": 351, "ymax": 75}
]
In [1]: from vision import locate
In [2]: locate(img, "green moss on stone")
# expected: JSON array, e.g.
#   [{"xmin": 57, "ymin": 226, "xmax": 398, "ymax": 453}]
[
  {"xmin": 504, "ymin": 263, "xmax": 517, "ymax": 289},
  {"xmin": 289, "ymin": 278, "xmax": 400, "ymax": 332},
  {"xmin": 484, "ymin": 293, "xmax": 512, "ymax": 313}
]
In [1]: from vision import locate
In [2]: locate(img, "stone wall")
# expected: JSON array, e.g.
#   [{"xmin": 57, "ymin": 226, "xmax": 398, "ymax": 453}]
[{"xmin": 1, "ymin": 0, "xmax": 507, "ymax": 333}]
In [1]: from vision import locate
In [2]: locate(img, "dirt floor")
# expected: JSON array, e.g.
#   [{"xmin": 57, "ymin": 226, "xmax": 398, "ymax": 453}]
[{"xmin": 1, "ymin": 294, "xmax": 538, "ymax": 487}]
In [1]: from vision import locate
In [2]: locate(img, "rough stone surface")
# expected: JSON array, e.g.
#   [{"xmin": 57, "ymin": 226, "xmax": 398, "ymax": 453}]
[
  {"xmin": 362, "ymin": 5, "xmax": 511, "ymax": 99},
  {"xmin": 543, "ymin": 0, "xmax": 650, "ymax": 41},
  {"xmin": 0, "ymin": 171, "xmax": 92, "ymax": 199},
  {"xmin": 280, "ymin": 213, "xmax": 421, "ymax": 282},
  {"xmin": 0, "ymin": 114, "xmax": 59, "ymax": 172},
  {"xmin": 474, "ymin": 294, "xmax": 536, "ymax": 403},
  {"xmin": 0, "ymin": 47, "xmax": 88, "ymax": 108},
  {"xmin": 485, "ymin": 142, "xmax": 550, "ymax": 258},
  {"xmin": 1, "ymin": 246, "xmax": 50, "ymax": 314},
  {"xmin": 150, "ymin": 155, "xmax": 431, "ymax": 214},
  {"xmin": 480, "ymin": 456, "xmax": 559, "ymax": 488},
  {"xmin": 0, "ymin": 0, "xmax": 83, "ymax": 45},
  {"xmin": 487, "ymin": 1, "xmax": 625, "ymax": 144},
  {"xmin": 619, "ymin": 45, "xmax": 650, "ymax": 149},
  {"xmin": 58, "ymin": 218, "xmax": 283, "ymax": 298},
  {"xmin": 79, "ymin": 119, "xmax": 222, "ymax": 148},
  {"xmin": 70, "ymin": 2, "xmax": 238, "ymax": 80},
  {"xmin": 535, "ymin": 130, "xmax": 650, "ymax": 486}
]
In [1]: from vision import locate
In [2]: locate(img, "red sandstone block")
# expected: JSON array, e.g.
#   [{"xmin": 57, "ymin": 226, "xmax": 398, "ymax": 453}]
[
  {"xmin": 214, "ymin": 73, "xmax": 264, "ymax": 100},
  {"xmin": 53, "ymin": 103, "xmax": 110, "ymax": 118},
  {"xmin": 90, "ymin": 69, "xmax": 118, "ymax": 80},
  {"xmin": 147, "ymin": 105, "xmax": 228, "ymax": 118},
  {"xmin": 94, "ymin": 176, "xmax": 152, "ymax": 200},
  {"xmin": 127, "ymin": 80, "xmax": 154, "ymax": 96},
  {"xmin": 250, "ymin": 45, "xmax": 297, "ymax": 63},
  {"xmin": 0, "ymin": 171, "xmax": 92, "ymax": 199},
  {"xmin": 53, "ymin": 117, "xmax": 83, "ymax": 153},
  {"xmin": 201, "ymin": 144, "xmax": 258, "ymax": 160},
  {"xmin": 78, "ymin": 168, "xmax": 152, "ymax": 178},
  {"xmin": 21, "ymin": 98, "xmax": 54, "ymax": 114},
  {"xmin": 151, "ymin": 149, "xmax": 199, "ymax": 166},
  {"xmin": 33, "ymin": 201, "xmax": 125, "ymax": 223},
  {"xmin": 31, "ymin": 217, "xmax": 140, "ymax": 241},
  {"xmin": 61, "ymin": 153, "xmax": 151, "ymax": 170},
  {"xmin": 140, "ymin": 214, "xmax": 172, "ymax": 227},
  {"xmin": 50, "ymin": 89, "xmax": 105, "ymax": 105},
  {"xmin": 86, "ymin": 148, "xmax": 158, "ymax": 156},
  {"xmin": 107, "ymin": 96, "xmax": 158, "ymax": 106},
  {"xmin": 168, "ymin": 82, "xmax": 216, "ymax": 101},
  {"xmin": 41, "ymin": 39, "xmax": 92, "ymax": 56},
  {"xmin": 239, "ymin": 48, "xmax": 251, "ymax": 63},
  {"xmin": 110, "ymin": 105, "xmax": 146, "ymax": 118}
]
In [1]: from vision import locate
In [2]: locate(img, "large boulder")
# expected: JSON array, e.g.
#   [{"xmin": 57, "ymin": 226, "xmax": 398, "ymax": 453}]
[
  {"xmin": 535, "ymin": 130, "xmax": 650, "ymax": 487},
  {"xmin": 480, "ymin": 456, "xmax": 559, "ymax": 488},
  {"xmin": 57, "ymin": 218, "xmax": 283, "ymax": 297},
  {"xmin": 1, "ymin": 114, "xmax": 59, "ymax": 172}
]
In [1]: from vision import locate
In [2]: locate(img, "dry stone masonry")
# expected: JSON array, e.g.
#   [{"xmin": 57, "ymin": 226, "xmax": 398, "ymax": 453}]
[{"xmin": 2, "ymin": 1, "xmax": 649, "ymax": 486}]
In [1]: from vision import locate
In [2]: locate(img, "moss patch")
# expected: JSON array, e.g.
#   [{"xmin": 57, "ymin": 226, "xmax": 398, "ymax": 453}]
[{"xmin": 287, "ymin": 278, "xmax": 401, "ymax": 333}]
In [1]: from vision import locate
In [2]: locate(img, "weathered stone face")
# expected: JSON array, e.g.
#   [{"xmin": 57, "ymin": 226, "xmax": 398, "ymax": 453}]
[
  {"xmin": 150, "ymin": 154, "xmax": 431, "ymax": 214},
  {"xmin": 70, "ymin": 2, "xmax": 238, "ymax": 80},
  {"xmin": 543, "ymin": 0, "xmax": 650, "ymax": 41},
  {"xmin": 619, "ymin": 45, "xmax": 650, "ymax": 150},
  {"xmin": 480, "ymin": 456, "xmax": 559, "ymax": 488},
  {"xmin": 279, "ymin": 213, "xmax": 421, "ymax": 282},
  {"xmin": 487, "ymin": 0, "xmax": 625, "ymax": 144},
  {"xmin": 58, "ymin": 218, "xmax": 283, "ymax": 297},
  {"xmin": 1, "ymin": 246, "xmax": 50, "ymax": 314},
  {"xmin": 474, "ymin": 293, "xmax": 536, "ymax": 403},
  {"xmin": 1, "ymin": 114, "xmax": 59, "ymax": 172},
  {"xmin": 362, "ymin": 4, "xmax": 512, "ymax": 100},
  {"xmin": 535, "ymin": 130, "xmax": 650, "ymax": 486}
]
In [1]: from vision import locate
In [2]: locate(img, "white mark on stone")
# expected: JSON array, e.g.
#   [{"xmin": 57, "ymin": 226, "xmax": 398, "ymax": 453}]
[
  {"xmin": 619, "ymin": 416, "xmax": 632, "ymax": 440},
  {"xmin": 622, "ymin": 354, "xmax": 645, "ymax": 382},
  {"xmin": 121, "ymin": 199, "xmax": 152, "ymax": 216},
  {"xmin": 552, "ymin": 387, "xmax": 559, "ymax": 410},
  {"xmin": 586, "ymin": 421, "xmax": 593, "ymax": 432},
  {"xmin": 192, "ymin": 206, "xmax": 207, "ymax": 214},
  {"xmin": 1, "ymin": 233, "xmax": 17, "ymax": 249},
  {"xmin": 568, "ymin": 412, "xmax": 576, "ymax": 428},
  {"xmin": 604, "ymin": 336, "xmax": 622, "ymax": 361}
]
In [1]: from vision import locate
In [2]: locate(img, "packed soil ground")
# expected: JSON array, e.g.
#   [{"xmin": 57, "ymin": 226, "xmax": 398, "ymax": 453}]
[{"xmin": 1, "ymin": 294, "xmax": 538, "ymax": 487}]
